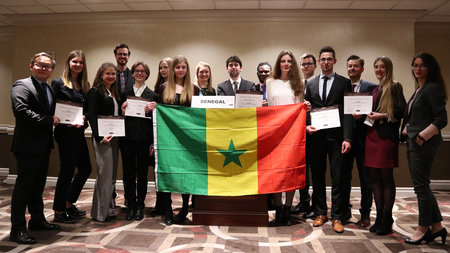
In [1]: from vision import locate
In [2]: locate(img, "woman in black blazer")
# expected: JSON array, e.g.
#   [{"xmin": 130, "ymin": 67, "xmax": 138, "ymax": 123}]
[
  {"xmin": 87, "ymin": 62, "xmax": 121, "ymax": 222},
  {"xmin": 365, "ymin": 56, "xmax": 406, "ymax": 235},
  {"xmin": 403, "ymin": 53, "xmax": 448, "ymax": 245},
  {"xmin": 120, "ymin": 62, "xmax": 157, "ymax": 221},
  {"xmin": 52, "ymin": 50, "xmax": 91, "ymax": 223}
]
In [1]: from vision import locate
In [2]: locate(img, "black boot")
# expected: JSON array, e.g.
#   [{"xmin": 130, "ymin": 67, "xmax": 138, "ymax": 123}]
[
  {"xmin": 369, "ymin": 209, "xmax": 383, "ymax": 233},
  {"xmin": 376, "ymin": 210, "xmax": 393, "ymax": 235},
  {"xmin": 283, "ymin": 205, "xmax": 293, "ymax": 226},
  {"xmin": 174, "ymin": 194, "xmax": 190, "ymax": 224},
  {"xmin": 275, "ymin": 205, "xmax": 283, "ymax": 223}
]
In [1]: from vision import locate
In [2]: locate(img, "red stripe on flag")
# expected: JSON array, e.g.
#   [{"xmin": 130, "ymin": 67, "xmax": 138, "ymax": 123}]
[{"xmin": 256, "ymin": 103, "xmax": 307, "ymax": 194}]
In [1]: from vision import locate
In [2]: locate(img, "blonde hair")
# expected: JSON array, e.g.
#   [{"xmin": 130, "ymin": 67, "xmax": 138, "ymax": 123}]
[
  {"xmin": 374, "ymin": 56, "xmax": 398, "ymax": 122},
  {"xmin": 163, "ymin": 55, "xmax": 193, "ymax": 105},
  {"xmin": 62, "ymin": 50, "xmax": 90, "ymax": 95},
  {"xmin": 271, "ymin": 50, "xmax": 304, "ymax": 97},
  {"xmin": 195, "ymin": 61, "xmax": 213, "ymax": 94}
]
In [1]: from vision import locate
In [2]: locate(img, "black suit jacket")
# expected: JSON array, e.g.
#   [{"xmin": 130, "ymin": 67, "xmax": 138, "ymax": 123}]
[
  {"xmin": 217, "ymin": 78, "xmax": 255, "ymax": 96},
  {"xmin": 87, "ymin": 87, "xmax": 118, "ymax": 142},
  {"xmin": 11, "ymin": 76, "xmax": 55, "ymax": 154},
  {"xmin": 305, "ymin": 73, "xmax": 353, "ymax": 141},
  {"xmin": 401, "ymin": 81, "xmax": 447, "ymax": 145},
  {"xmin": 123, "ymin": 86, "xmax": 157, "ymax": 142},
  {"xmin": 353, "ymin": 80, "xmax": 378, "ymax": 144}
]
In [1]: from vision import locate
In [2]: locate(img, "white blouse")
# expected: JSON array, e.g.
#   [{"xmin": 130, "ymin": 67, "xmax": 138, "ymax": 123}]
[{"xmin": 266, "ymin": 78, "xmax": 303, "ymax": 106}]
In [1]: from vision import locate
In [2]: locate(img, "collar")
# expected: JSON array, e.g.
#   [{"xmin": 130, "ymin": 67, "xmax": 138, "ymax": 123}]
[
  {"xmin": 230, "ymin": 76, "xmax": 242, "ymax": 84},
  {"xmin": 320, "ymin": 72, "xmax": 335, "ymax": 79}
]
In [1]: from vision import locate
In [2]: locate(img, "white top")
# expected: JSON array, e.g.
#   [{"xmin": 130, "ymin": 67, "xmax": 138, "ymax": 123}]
[{"xmin": 266, "ymin": 78, "xmax": 303, "ymax": 106}]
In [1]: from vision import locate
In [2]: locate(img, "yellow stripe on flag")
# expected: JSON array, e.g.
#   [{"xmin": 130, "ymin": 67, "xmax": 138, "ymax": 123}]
[{"xmin": 206, "ymin": 108, "xmax": 258, "ymax": 196}]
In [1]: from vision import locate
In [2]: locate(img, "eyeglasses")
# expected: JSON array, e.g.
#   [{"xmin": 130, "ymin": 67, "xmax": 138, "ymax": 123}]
[
  {"xmin": 34, "ymin": 62, "xmax": 53, "ymax": 70},
  {"xmin": 319, "ymin": 57, "xmax": 334, "ymax": 62},
  {"xmin": 134, "ymin": 70, "xmax": 147, "ymax": 74},
  {"xmin": 412, "ymin": 64, "xmax": 427, "ymax": 69},
  {"xmin": 116, "ymin": 53, "xmax": 129, "ymax": 57},
  {"xmin": 301, "ymin": 63, "xmax": 315, "ymax": 67}
]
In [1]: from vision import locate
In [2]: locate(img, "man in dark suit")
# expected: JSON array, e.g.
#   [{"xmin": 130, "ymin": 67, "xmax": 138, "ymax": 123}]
[
  {"xmin": 114, "ymin": 43, "xmax": 135, "ymax": 99},
  {"xmin": 255, "ymin": 61, "xmax": 272, "ymax": 105},
  {"xmin": 304, "ymin": 46, "xmax": 353, "ymax": 233},
  {"xmin": 344, "ymin": 55, "xmax": 377, "ymax": 228},
  {"xmin": 10, "ymin": 52, "xmax": 61, "ymax": 244},
  {"xmin": 217, "ymin": 55, "xmax": 255, "ymax": 95}
]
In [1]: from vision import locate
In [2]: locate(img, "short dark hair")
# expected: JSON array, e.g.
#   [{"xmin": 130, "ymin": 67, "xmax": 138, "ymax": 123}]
[
  {"xmin": 300, "ymin": 53, "xmax": 316, "ymax": 64},
  {"xmin": 131, "ymin": 61, "xmax": 150, "ymax": 80},
  {"xmin": 319, "ymin": 46, "xmax": 335, "ymax": 59},
  {"xmin": 30, "ymin": 52, "xmax": 56, "ymax": 68},
  {"xmin": 114, "ymin": 43, "xmax": 130, "ymax": 55},
  {"xmin": 257, "ymin": 62, "xmax": 272, "ymax": 72},
  {"xmin": 226, "ymin": 55, "xmax": 242, "ymax": 68},
  {"xmin": 347, "ymin": 55, "xmax": 364, "ymax": 67}
]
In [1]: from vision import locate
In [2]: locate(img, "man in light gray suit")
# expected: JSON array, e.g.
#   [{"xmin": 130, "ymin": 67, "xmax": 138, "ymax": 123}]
[{"xmin": 217, "ymin": 55, "xmax": 255, "ymax": 95}]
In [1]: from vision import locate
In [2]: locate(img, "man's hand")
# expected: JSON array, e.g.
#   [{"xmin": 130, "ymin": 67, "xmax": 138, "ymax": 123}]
[
  {"xmin": 53, "ymin": 116, "xmax": 60, "ymax": 126},
  {"xmin": 306, "ymin": 125, "xmax": 319, "ymax": 134},
  {"xmin": 341, "ymin": 140, "xmax": 351, "ymax": 154}
]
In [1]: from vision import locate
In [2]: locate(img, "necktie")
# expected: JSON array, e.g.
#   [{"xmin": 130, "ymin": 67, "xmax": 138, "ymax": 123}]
[
  {"xmin": 322, "ymin": 76, "xmax": 328, "ymax": 103},
  {"xmin": 352, "ymin": 83, "xmax": 357, "ymax": 92},
  {"xmin": 233, "ymin": 81, "xmax": 238, "ymax": 93},
  {"xmin": 120, "ymin": 72, "xmax": 125, "ymax": 93},
  {"xmin": 41, "ymin": 82, "xmax": 51, "ymax": 109}
]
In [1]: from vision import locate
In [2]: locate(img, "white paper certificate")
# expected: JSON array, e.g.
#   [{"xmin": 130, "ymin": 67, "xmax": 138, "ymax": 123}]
[
  {"xmin": 125, "ymin": 97, "xmax": 151, "ymax": 118},
  {"xmin": 235, "ymin": 93, "xmax": 264, "ymax": 108},
  {"xmin": 98, "ymin": 116, "xmax": 125, "ymax": 137},
  {"xmin": 344, "ymin": 95, "xmax": 373, "ymax": 114},
  {"xmin": 310, "ymin": 107, "xmax": 341, "ymax": 130},
  {"xmin": 55, "ymin": 101, "xmax": 83, "ymax": 125},
  {"xmin": 191, "ymin": 96, "xmax": 235, "ymax": 108}
]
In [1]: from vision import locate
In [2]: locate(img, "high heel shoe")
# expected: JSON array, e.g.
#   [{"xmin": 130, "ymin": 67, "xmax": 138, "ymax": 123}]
[
  {"xmin": 426, "ymin": 228, "xmax": 447, "ymax": 244},
  {"xmin": 405, "ymin": 229, "xmax": 431, "ymax": 245}
]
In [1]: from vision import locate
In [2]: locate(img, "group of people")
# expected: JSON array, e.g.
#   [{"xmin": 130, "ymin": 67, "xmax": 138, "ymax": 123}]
[{"xmin": 9, "ymin": 43, "xmax": 447, "ymax": 246}]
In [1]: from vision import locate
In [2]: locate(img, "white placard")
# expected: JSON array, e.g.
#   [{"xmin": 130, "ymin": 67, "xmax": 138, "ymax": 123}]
[
  {"xmin": 344, "ymin": 95, "xmax": 373, "ymax": 114},
  {"xmin": 310, "ymin": 108, "xmax": 341, "ymax": 130},
  {"xmin": 98, "ymin": 116, "xmax": 125, "ymax": 137},
  {"xmin": 235, "ymin": 93, "xmax": 264, "ymax": 108},
  {"xmin": 54, "ymin": 102, "xmax": 83, "ymax": 125},
  {"xmin": 125, "ymin": 98, "xmax": 151, "ymax": 119},
  {"xmin": 191, "ymin": 96, "xmax": 235, "ymax": 108}
]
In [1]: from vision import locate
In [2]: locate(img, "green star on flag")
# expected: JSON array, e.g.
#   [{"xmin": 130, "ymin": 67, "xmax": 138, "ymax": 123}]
[{"xmin": 218, "ymin": 139, "xmax": 247, "ymax": 168}]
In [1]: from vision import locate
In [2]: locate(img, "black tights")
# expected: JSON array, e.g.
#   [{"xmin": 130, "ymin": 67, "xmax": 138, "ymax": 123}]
[{"xmin": 370, "ymin": 167, "xmax": 395, "ymax": 212}]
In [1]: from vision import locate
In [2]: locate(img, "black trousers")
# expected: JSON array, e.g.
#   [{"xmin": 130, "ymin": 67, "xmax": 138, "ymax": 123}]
[
  {"xmin": 299, "ymin": 137, "xmax": 311, "ymax": 206},
  {"xmin": 11, "ymin": 153, "xmax": 49, "ymax": 232},
  {"xmin": 53, "ymin": 127, "xmax": 92, "ymax": 212},
  {"xmin": 309, "ymin": 133, "xmax": 349, "ymax": 220},
  {"xmin": 122, "ymin": 139, "xmax": 151, "ymax": 208},
  {"xmin": 407, "ymin": 138, "xmax": 442, "ymax": 226}
]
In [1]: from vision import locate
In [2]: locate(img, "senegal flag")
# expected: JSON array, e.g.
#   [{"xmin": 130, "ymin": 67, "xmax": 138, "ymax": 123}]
[{"xmin": 153, "ymin": 103, "xmax": 307, "ymax": 196}]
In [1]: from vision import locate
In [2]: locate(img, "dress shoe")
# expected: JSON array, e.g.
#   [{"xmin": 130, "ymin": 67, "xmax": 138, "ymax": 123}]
[
  {"xmin": 426, "ymin": 228, "xmax": 447, "ymax": 244},
  {"xmin": 54, "ymin": 212, "xmax": 80, "ymax": 223},
  {"xmin": 173, "ymin": 207, "xmax": 188, "ymax": 224},
  {"xmin": 331, "ymin": 219, "xmax": 345, "ymax": 233},
  {"xmin": 370, "ymin": 209, "xmax": 383, "ymax": 233},
  {"xmin": 305, "ymin": 211, "xmax": 317, "ymax": 220},
  {"xmin": 9, "ymin": 230, "xmax": 37, "ymax": 244},
  {"xmin": 376, "ymin": 210, "xmax": 393, "ymax": 235},
  {"xmin": 105, "ymin": 214, "xmax": 117, "ymax": 222},
  {"xmin": 135, "ymin": 208, "xmax": 144, "ymax": 220},
  {"xmin": 67, "ymin": 205, "xmax": 86, "ymax": 217},
  {"xmin": 28, "ymin": 220, "xmax": 61, "ymax": 231},
  {"xmin": 405, "ymin": 229, "xmax": 431, "ymax": 245},
  {"xmin": 282, "ymin": 205, "xmax": 293, "ymax": 226},
  {"xmin": 164, "ymin": 217, "xmax": 173, "ymax": 226},
  {"xmin": 274, "ymin": 205, "xmax": 283, "ymax": 223},
  {"xmin": 313, "ymin": 215, "xmax": 328, "ymax": 227},
  {"xmin": 357, "ymin": 213, "xmax": 371, "ymax": 228},
  {"xmin": 126, "ymin": 208, "xmax": 135, "ymax": 221},
  {"xmin": 291, "ymin": 203, "xmax": 310, "ymax": 214}
]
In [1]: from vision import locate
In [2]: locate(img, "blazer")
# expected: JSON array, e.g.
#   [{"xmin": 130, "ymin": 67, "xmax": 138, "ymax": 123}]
[
  {"xmin": 305, "ymin": 73, "xmax": 353, "ymax": 141},
  {"xmin": 158, "ymin": 83, "xmax": 200, "ymax": 106},
  {"xmin": 401, "ymin": 81, "xmax": 447, "ymax": 145},
  {"xmin": 11, "ymin": 76, "xmax": 55, "ymax": 154},
  {"xmin": 87, "ymin": 87, "xmax": 119, "ymax": 142},
  {"xmin": 217, "ymin": 78, "xmax": 256, "ymax": 96},
  {"xmin": 359, "ymin": 79, "xmax": 378, "ymax": 93},
  {"xmin": 123, "ymin": 86, "xmax": 157, "ymax": 142},
  {"xmin": 372, "ymin": 82, "xmax": 406, "ymax": 141}
]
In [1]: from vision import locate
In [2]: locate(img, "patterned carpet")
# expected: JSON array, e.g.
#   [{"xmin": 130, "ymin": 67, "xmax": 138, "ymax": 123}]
[{"xmin": 0, "ymin": 183, "xmax": 449, "ymax": 253}]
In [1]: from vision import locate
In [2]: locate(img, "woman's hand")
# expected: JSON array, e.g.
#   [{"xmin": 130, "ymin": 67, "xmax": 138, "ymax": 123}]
[
  {"xmin": 306, "ymin": 125, "xmax": 318, "ymax": 134},
  {"xmin": 101, "ymin": 135, "xmax": 113, "ymax": 144},
  {"xmin": 121, "ymin": 101, "xmax": 128, "ymax": 115},
  {"xmin": 352, "ymin": 113, "xmax": 363, "ymax": 120},
  {"xmin": 367, "ymin": 111, "xmax": 386, "ymax": 121},
  {"xmin": 304, "ymin": 100, "xmax": 312, "ymax": 111},
  {"xmin": 145, "ymin": 102, "xmax": 157, "ymax": 114}
]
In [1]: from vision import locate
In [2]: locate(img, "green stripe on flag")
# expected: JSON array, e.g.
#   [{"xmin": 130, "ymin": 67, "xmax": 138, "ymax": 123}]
[{"xmin": 156, "ymin": 105, "xmax": 208, "ymax": 195}]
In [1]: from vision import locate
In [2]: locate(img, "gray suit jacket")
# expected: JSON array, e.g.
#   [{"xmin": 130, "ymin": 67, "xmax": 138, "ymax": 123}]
[{"xmin": 217, "ymin": 78, "xmax": 255, "ymax": 96}]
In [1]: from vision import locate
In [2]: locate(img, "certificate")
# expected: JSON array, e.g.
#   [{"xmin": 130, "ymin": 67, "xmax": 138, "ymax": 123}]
[
  {"xmin": 310, "ymin": 106, "xmax": 341, "ymax": 130},
  {"xmin": 344, "ymin": 93, "xmax": 373, "ymax": 114},
  {"xmin": 235, "ymin": 90, "xmax": 264, "ymax": 108},
  {"xmin": 98, "ymin": 116, "xmax": 125, "ymax": 137},
  {"xmin": 54, "ymin": 100, "xmax": 83, "ymax": 125},
  {"xmin": 125, "ymin": 96, "xmax": 152, "ymax": 119},
  {"xmin": 191, "ymin": 96, "xmax": 235, "ymax": 108}
]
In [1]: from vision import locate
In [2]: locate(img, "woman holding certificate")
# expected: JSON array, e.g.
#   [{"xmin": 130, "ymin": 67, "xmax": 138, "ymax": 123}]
[
  {"xmin": 195, "ymin": 61, "xmax": 216, "ymax": 96},
  {"xmin": 52, "ymin": 50, "xmax": 91, "ymax": 223},
  {"xmin": 365, "ymin": 56, "xmax": 406, "ymax": 235},
  {"xmin": 120, "ymin": 62, "xmax": 157, "ymax": 221},
  {"xmin": 266, "ymin": 50, "xmax": 305, "ymax": 226},
  {"xmin": 402, "ymin": 53, "xmax": 447, "ymax": 245},
  {"xmin": 158, "ymin": 55, "xmax": 200, "ymax": 225},
  {"xmin": 87, "ymin": 62, "xmax": 121, "ymax": 222},
  {"xmin": 154, "ymin": 57, "xmax": 172, "ymax": 95}
]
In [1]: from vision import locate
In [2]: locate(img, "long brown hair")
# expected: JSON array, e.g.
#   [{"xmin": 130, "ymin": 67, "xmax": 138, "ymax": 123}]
[
  {"xmin": 374, "ymin": 56, "xmax": 400, "ymax": 122},
  {"xmin": 154, "ymin": 57, "xmax": 172, "ymax": 94},
  {"xmin": 92, "ymin": 62, "xmax": 120, "ymax": 101},
  {"xmin": 271, "ymin": 50, "xmax": 304, "ymax": 97},
  {"xmin": 62, "ymin": 50, "xmax": 90, "ymax": 95},
  {"xmin": 163, "ymin": 55, "xmax": 193, "ymax": 105},
  {"xmin": 411, "ymin": 52, "xmax": 447, "ymax": 101}
]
